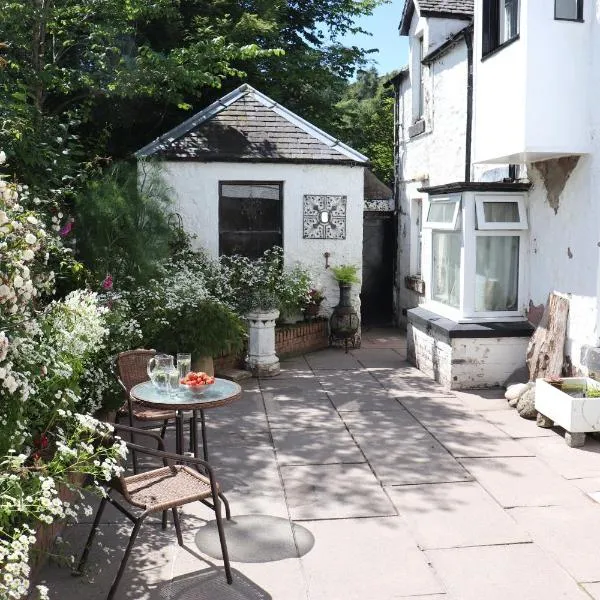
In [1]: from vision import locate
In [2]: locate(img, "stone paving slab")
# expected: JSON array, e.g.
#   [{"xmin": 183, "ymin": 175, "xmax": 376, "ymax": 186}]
[
  {"xmin": 343, "ymin": 411, "xmax": 472, "ymax": 485},
  {"xmin": 509, "ymin": 505, "xmax": 600, "ymax": 583},
  {"xmin": 304, "ymin": 349, "xmax": 363, "ymax": 370},
  {"xmin": 325, "ymin": 389, "xmax": 406, "ymax": 412},
  {"xmin": 279, "ymin": 463, "xmax": 396, "ymax": 520},
  {"xmin": 271, "ymin": 423, "xmax": 365, "ymax": 465},
  {"xmin": 451, "ymin": 387, "xmax": 509, "ymax": 411},
  {"xmin": 259, "ymin": 378, "xmax": 325, "ymax": 397},
  {"xmin": 401, "ymin": 396, "xmax": 532, "ymax": 457},
  {"xmin": 520, "ymin": 435, "xmax": 600, "ymax": 479},
  {"xmin": 427, "ymin": 544, "xmax": 590, "ymax": 600},
  {"xmin": 483, "ymin": 409, "xmax": 559, "ymax": 438},
  {"xmin": 584, "ymin": 582, "xmax": 600, "ymax": 600},
  {"xmin": 300, "ymin": 517, "xmax": 445, "ymax": 600},
  {"xmin": 264, "ymin": 398, "xmax": 343, "ymax": 430},
  {"xmin": 359, "ymin": 328, "xmax": 407, "ymax": 349},
  {"xmin": 460, "ymin": 457, "xmax": 593, "ymax": 508},
  {"xmin": 388, "ymin": 481, "xmax": 530, "ymax": 549},
  {"xmin": 349, "ymin": 348, "xmax": 407, "ymax": 369}
]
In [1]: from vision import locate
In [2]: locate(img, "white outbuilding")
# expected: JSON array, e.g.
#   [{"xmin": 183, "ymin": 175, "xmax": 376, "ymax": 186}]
[{"xmin": 136, "ymin": 84, "xmax": 368, "ymax": 316}]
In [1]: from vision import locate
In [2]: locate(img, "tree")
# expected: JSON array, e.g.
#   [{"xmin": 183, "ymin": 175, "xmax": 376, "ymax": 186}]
[{"xmin": 335, "ymin": 68, "xmax": 395, "ymax": 185}]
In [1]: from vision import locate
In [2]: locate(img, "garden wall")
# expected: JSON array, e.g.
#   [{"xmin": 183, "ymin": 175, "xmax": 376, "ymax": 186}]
[{"xmin": 214, "ymin": 319, "xmax": 329, "ymax": 372}]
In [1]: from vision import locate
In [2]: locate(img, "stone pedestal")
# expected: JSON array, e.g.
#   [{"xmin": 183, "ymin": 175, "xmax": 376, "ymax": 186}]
[{"xmin": 246, "ymin": 309, "xmax": 280, "ymax": 377}]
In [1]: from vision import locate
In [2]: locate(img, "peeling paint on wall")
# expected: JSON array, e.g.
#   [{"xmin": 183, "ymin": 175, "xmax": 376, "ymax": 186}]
[{"xmin": 531, "ymin": 156, "xmax": 580, "ymax": 214}]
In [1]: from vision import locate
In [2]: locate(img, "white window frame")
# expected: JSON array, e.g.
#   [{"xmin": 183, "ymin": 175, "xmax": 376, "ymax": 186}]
[
  {"xmin": 423, "ymin": 191, "xmax": 529, "ymax": 323},
  {"xmin": 424, "ymin": 194, "xmax": 461, "ymax": 230},
  {"xmin": 475, "ymin": 194, "xmax": 528, "ymax": 230}
]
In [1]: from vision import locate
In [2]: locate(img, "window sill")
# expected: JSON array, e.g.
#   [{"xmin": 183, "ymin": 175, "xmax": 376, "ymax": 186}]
[
  {"xmin": 408, "ymin": 119, "xmax": 426, "ymax": 138},
  {"xmin": 481, "ymin": 35, "xmax": 520, "ymax": 62},
  {"xmin": 407, "ymin": 306, "xmax": 534, "ymax": 341},
  {"xmin": 554, "ymin": 17, "xmax": 584, "ymax": 22}
]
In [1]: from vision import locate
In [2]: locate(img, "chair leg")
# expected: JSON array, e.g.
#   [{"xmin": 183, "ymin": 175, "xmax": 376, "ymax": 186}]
[
  {"xmin": 160, "ymin": 419, "xmax": 168, "ymax": 439},
  {"xmin": 218, "ymin": 491, "xmax": 232, "ymax": 521},
  {"xmin": 172, "ymin": 508, "xmax": 183, "ymax": 546},
  {"xmin": 162, "ymin": 509, "xmax": 168, "ymax": 530},
  {"xmin": 74, "ymin": 496, "xmax": 108, "ymax": 575},
  {"xmin": 212, "ymin": 493, "xmax": 233, "ymax": 584},
  {"xmin": 107, "ymin": 516, "xmax": 146, "ymax": 600},
  {"xmin": 128, "ymin": 412, "xmax": 138, "ymax": 475}
]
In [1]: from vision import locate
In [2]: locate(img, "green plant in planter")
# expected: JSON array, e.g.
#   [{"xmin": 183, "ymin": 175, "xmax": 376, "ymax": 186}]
[
  {"xmin": 146, "ymin": 298, "xmax": 246, "ymax": 358},
  {"xmin": 331, "ymin": 264, "xmax": 360, "ymax": 285}
]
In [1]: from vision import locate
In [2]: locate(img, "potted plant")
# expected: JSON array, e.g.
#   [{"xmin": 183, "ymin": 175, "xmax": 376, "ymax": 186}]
[
  {"xmin": 535, "ymin": 376, "xmax": 600, "ymax": 447},
  {"xmin": 303, "ymin": 288, "xmax": 325, "ymax": 319},
  {"xmin": 242, "ymin": 290, "xmax": 281, "ymax": 377},
  {"xmin": 329, "ymin": 264, "xmax": 361, "ymax": 352}
]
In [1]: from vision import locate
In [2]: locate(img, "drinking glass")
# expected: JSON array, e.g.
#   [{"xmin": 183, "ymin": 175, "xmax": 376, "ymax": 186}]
[{"xmin": 177, "ymin": 353, "xmax": 192, "ymax": 382}]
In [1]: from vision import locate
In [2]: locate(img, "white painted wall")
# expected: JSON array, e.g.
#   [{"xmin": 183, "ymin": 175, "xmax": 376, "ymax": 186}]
[
  {"xmin": 158, "ymin": 161, "xmax": 365, "ymax": 315},
  {"xmin": 473, "ymin": 0, "xmax": 591, "ymax": 163},
  {"xmin": 397, "ymin": 33, "xmax": 468, "ymax": 326}
]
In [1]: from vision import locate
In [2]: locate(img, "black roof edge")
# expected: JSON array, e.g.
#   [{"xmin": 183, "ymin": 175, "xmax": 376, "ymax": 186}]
[
  {"xmin": 422, "ymin": 24, "xmax": 473, "ymax": 64},
  {"xmin": 421, "ymin": 10, "xmax": 473, "ymax": 20},
  {"xmin": 399, "ymin": 0, "xmax": 415, "ymax": 36},
  {"xmin": 418, "ymin": 181, "xmax": 532, "ymax": 194},
  {"xmin": 385, "ymin": 67, "xmax": 409, "ymax": 87}
]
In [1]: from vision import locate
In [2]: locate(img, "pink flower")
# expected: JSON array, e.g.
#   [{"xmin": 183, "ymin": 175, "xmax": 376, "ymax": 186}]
[
  {"xmin": 102, "ymin": 275, "xmax": 113, "ymax": 291},
  {"xmin": 59, "ymin": 220, "xmax": 73, "ymax": 237}
]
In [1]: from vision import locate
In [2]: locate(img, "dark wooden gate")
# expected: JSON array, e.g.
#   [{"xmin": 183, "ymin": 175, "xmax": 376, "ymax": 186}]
[{"xmin": 361, "ymin": 212, "xmax": 395, "ymax": 326}]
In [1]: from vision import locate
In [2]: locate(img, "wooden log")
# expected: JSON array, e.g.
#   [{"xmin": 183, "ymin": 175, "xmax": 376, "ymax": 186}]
[{"xmin": 526, "ymin": 292, "xmax": 570, "ymax": 380}]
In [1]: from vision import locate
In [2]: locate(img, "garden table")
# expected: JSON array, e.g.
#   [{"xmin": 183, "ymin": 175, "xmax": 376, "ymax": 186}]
[{"xmin": 130, "ymin": 378, "xmax": 242, "ymax": 461}]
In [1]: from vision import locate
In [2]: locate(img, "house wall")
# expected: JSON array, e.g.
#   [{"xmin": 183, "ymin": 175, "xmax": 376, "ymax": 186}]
[
  {"xmin": 397, "ymin": 30, "xmax": 468, "ymax": 326},
  {"xmin": 473, "ymin": 0, "xmax": 590, "ymax": 163},
  {"xmin": 158, "ymin": 161, "xmax": 365, "ymax": 316}
]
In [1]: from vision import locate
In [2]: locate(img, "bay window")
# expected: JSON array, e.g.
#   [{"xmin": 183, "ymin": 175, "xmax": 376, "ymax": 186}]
[{"xmin": 424, "ymin": 189, "xmax": 528, "ymax": 321}]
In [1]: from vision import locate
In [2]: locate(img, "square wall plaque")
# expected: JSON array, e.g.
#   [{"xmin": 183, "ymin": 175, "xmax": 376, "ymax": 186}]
[{"xmin": 303, "ymin": 195, "xmax": 347, "ymax": 239}]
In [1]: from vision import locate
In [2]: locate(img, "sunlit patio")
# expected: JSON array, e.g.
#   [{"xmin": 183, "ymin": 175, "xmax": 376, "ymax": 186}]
[{"xmin": 37, "ymin": 329, "xmax": 600, "ymax": 600}]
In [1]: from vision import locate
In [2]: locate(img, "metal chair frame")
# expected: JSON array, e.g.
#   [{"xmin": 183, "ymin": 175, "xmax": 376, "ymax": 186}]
[{"xmin": 74, "ymin": 424, "xmax": 232, "ymax": 600}]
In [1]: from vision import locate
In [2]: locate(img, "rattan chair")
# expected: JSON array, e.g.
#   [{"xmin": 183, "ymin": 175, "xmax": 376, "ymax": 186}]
[
  {"xmin": 75, "ymin": 424, "xmax": 232, "ymax": 600},
  {"xmin": 113, "ymin": 349, "xmax": 176, "ymax": 473}
]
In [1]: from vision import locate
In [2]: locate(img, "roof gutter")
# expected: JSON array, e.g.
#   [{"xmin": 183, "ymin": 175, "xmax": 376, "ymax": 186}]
[{"xmin": 464, "ymin": 27, "xmax": 474, "ymax": 183}]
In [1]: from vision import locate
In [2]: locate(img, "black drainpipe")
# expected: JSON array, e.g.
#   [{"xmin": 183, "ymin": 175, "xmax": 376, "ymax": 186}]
[{"xmin": 464, "ymin": 27, "xmax": 474, "ymax": 183}]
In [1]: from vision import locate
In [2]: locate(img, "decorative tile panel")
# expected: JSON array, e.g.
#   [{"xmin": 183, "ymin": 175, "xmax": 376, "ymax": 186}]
[{"xmin": 303, "ymin": 195, "xmax": 347, "ymax": 239}]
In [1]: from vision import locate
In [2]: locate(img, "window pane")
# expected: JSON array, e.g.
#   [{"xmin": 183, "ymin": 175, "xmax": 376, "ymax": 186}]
[
  {"xmin": 483, "ymin": 202, "xmax": 520, "ymax": 223},
  {"xmin": 500, "ymin": 0, "xmax": 519, "ymax": 43},
  {"xmin": 555, "ymin": 0, "xmax": 580, "ymax": 19},
  {"xmin": 432, "ymin": 232, "xmax": 461, "ymax": 308},
  {"xmin": 427, "ymin": 201, "xmax": 457, "ymax": 224},
  {"xmin": 475, "ymin": 236, "xmax": 519, "ymax": 311},
  {"xmin": 221, "ymin": 183, "xmax": 280, "ymax": 200}
]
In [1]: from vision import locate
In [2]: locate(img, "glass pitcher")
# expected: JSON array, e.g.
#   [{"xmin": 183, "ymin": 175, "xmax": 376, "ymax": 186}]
[{"xmin": 147, "ymin": 354, "xmax": 177, "ymax": 394}]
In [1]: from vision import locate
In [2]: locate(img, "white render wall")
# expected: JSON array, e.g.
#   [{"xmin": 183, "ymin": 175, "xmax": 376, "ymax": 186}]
[
  {"xmin": 158, "ymin": 161, "xmax": 365, "ymax": 315},
  {"xmin": 473, "ymin": 0, "xmax": 591, "ymax": 163},
  {"xmin": 397, "ymin": 34, "xmax": 468, "ymax": 326}
]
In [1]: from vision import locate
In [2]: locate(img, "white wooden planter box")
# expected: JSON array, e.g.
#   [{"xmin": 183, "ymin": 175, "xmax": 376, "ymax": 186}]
[{"xmin": 535, "ymin": 377, "xmax": 600, "ymax": 447}]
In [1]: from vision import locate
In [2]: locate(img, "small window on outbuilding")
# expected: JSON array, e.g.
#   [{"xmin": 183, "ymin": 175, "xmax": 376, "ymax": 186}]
[
  {"xmin": 219, "ymin": 181, "xmax": 283, "ymax": 258},
  {"xmin": 555, "ymin": 0, "xmax": 583, "ymax": 21}
]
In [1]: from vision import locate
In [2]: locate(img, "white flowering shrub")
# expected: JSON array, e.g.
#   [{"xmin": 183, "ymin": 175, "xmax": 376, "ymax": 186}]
[{"xmin": 0, "ymin": 152, "xmax": 129, "ymax": 599}]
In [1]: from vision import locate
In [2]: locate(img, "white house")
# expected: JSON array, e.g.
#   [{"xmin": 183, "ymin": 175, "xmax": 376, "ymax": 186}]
[
  {"xmin": 136, "ymin": 84, "xmax": 368, "ymax": 315},
  {"xmin": 392, "ymin": 0, "xmax": 600, "ymax": 389}
]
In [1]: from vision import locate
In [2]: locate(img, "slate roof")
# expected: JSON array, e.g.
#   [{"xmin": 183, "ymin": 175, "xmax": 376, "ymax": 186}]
[
  {"xmin": 399, "ymin": 0, "xmax": 473, "ymax": 35},
  {"xmin": 136, "ymin": 85, "xmax": 368, "ymax": 165}
]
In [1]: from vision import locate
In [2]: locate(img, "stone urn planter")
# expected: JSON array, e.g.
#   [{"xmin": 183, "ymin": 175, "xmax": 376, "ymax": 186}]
[
  {"xmin": 245, "ymin": 309, "xmax": 280, "ymax": 377},
  {"xmin": 535, "ymin": 377, "xmax": 600, "ymax": 447},
  {"xmin": 329, "ymin": 282, "xmax": 360, "ymax": 353}
]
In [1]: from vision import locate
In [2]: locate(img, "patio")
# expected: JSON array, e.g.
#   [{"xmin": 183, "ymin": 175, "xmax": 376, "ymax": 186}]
[{"xmin": 38, "ymin": 328, "xmax": 600, "ymax": 600}]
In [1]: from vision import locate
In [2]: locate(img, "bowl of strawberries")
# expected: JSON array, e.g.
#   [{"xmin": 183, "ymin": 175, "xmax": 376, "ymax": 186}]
[{"xmin": 180, "ymin": 371, "xmax": 216, "ymax": 396}]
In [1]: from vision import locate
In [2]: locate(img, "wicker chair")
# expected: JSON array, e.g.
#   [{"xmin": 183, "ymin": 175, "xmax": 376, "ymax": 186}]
[
  {"xmin": 113, "ymin": 349, "xmax": 176, "ymax": 473},
  {"xmin": 75, "ymin": 424, "xmax": 232, "ymax": 600}
]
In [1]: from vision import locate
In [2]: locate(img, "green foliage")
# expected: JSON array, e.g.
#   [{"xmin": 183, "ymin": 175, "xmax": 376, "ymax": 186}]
[
  {"xmin": 331, "ymin": 264, "xmax": 360, "ymax": 285},
  {"xmin": 335, "ymin": 67, "xmax": 395, "ymax": 185},
  {"xmin": 74, "ymin": 162, "xmax": 174, "ymax": 287}
]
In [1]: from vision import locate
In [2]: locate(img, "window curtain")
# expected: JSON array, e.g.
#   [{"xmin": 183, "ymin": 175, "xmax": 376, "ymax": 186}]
[
  {"xmin": 432, "ymin": 232, "xmax": 461, "ymax": 308},
  {"xmin": 475, "ymin": 236, "xmax": 519, "ymax": 311}
]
